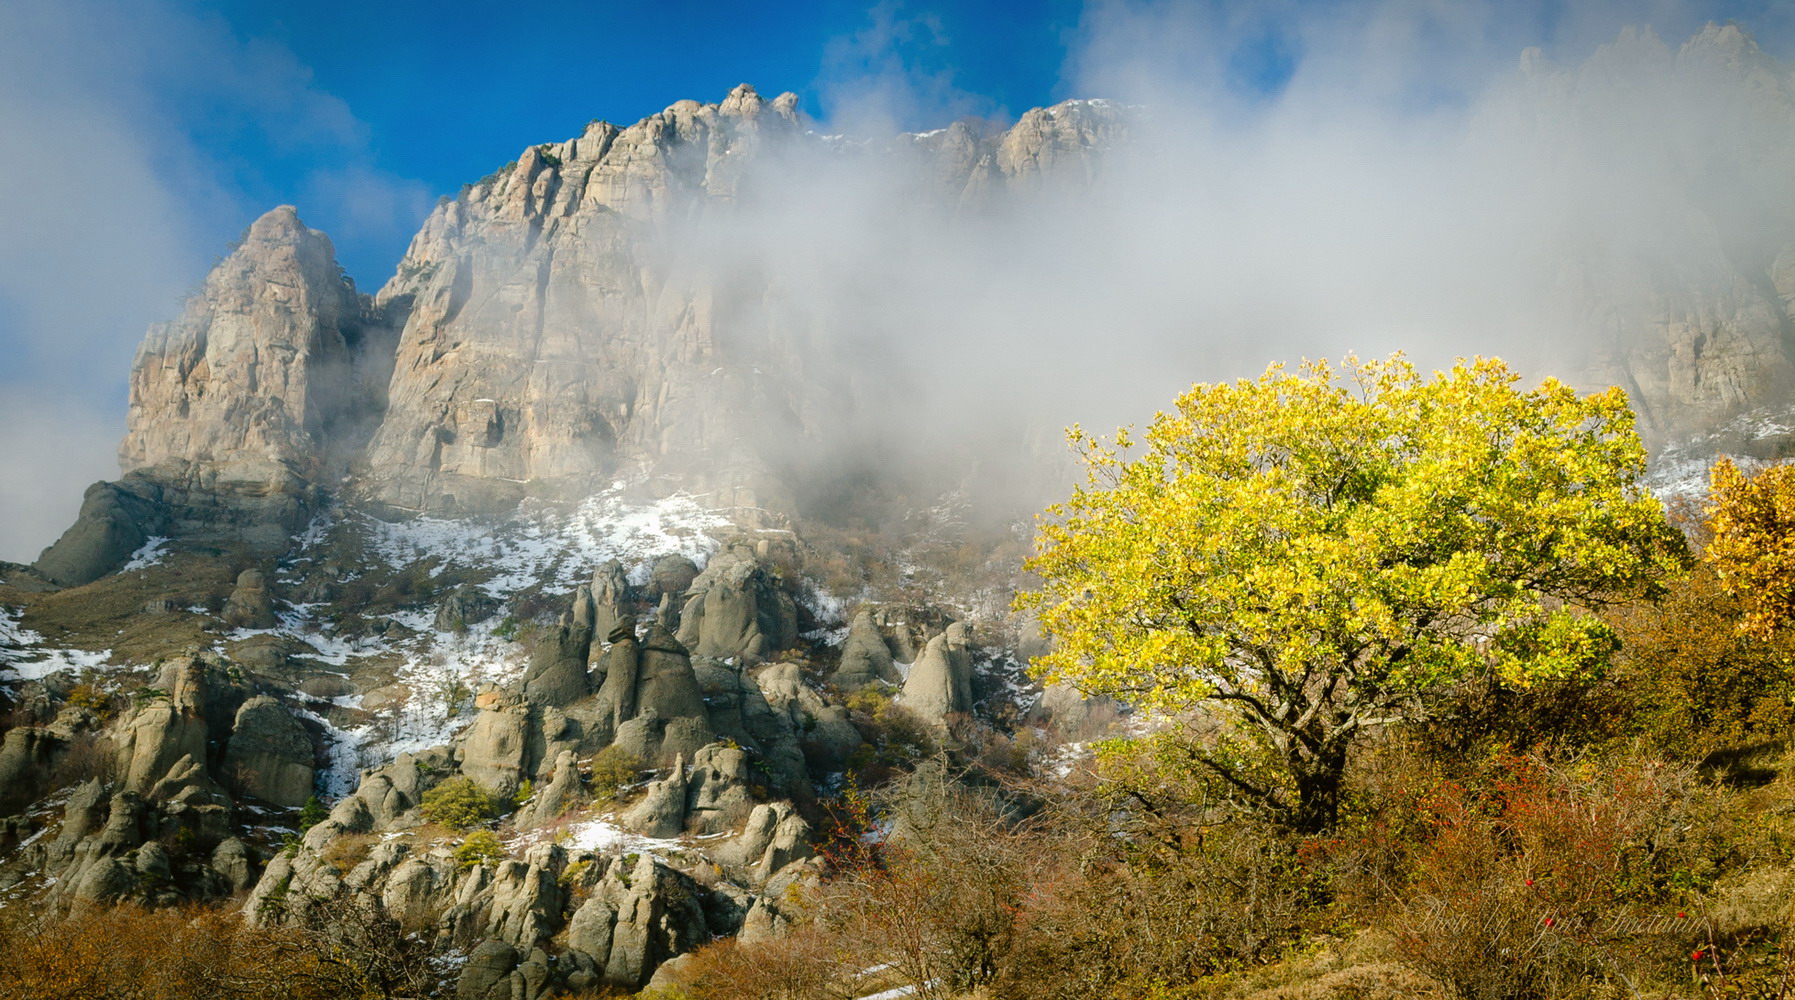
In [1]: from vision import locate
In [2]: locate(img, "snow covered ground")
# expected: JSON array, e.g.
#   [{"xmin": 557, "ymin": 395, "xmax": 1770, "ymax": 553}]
[
  {"xmin": 1646, "ymin": 402, "xmax": 1795, "ymax": 500},
  {"xmin": 2, "ymin": 482, "xmax": 745, "ymax": 797},
  {"xmin": 0, "ymin": 605, "xmax": 113, "ymax": 682},
  {"xmin": 361, "ymin": 481, "xmax": 731, "ymax": 596},
  {"xmin": 534, "ymin": 816, "xmax": 690, "ymax": 860}
]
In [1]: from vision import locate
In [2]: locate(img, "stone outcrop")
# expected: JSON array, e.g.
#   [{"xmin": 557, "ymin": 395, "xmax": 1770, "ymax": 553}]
[
  {"xmin": 636, "ymin": 623, "xmax": 707, "ymax": 719},
  {"xmin": 756, "ymin": 662, "xmax": 861, "ymax": 770},
  {"xmin": 223, "ymin": 569, "xmax": 278, "ymax": 630},
  {"xmin": 648, "ymin": 555, "xmax": 698, "ymax": 599},
  {"xmin": 901, "ymin": 621, "xmax": 976, "ymax": 723},
  {"xmin": 831, "ymin": 606, "xmax": 900, "ymax": 689},
  {"xmin": 0, "ymin": 725, "xmax": 67, "ymax": 815},
  {"xmin": 31, "ymin": 481, "xmax": 167, "ymax": 587},
  {"xmin": 458, "ymin": 702, "xmax": 535, "ymax": 798},
  {"xmin": 676, "ymin": 549, "xmax": 797, "ymax": 661},
  {"xmin": 621, "ymin": 742, "xmax": 762, "ymax": 839},
  {"xmin": 221, "ymin": 696, "xmax": 314, "ymax": 806},
  {"xmin": 521, "ymin": 616, "xmax": 593, "ymax": 707}
]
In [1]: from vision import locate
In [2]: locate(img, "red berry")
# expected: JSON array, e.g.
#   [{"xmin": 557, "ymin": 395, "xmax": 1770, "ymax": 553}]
[
  {"xmin": 1678, "ymin": 911, "xmax": 1688, "ymax": 919},
  {"xmin": 1543, "ymin": 917, "xmax": 1554, "ymax": 927},
  {"xmin": 1525, "ymin": 879, "xmax": 1534, "ymax": 886},
  {"xmin": 1692, "ymin": 950, "xmax": 1705, "ymax": 962}
]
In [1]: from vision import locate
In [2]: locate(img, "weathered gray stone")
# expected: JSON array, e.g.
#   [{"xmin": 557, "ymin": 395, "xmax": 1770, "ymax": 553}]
[
  {"xmin": 460, "ymin": 702, "xmax": 533, "ymax": 798},
  {"xmin": 0, "ymin": 725, "xmax": 64, "ymax": 815},
  {"xmin": 223, "ymin": 695, "xmax": 314, "ymax": 806},
  {"xmin": 621, "ymin": 755, "xmax": 689, "ymax": 838},
  {"xmin": 224, "ymin": 569, "xmax": 277, "ymax": 629},
  {"xmin": 32, "ymin": 481, "xmax": 164, "ymax": 587},
  {"xmin": 211, "ymin": 837, "xmax": 257, "ymax": 895},
  {"xmin": 457, "ymin": 938, "xmax": 520, "ymax": 1000},
  {"xmin": 832, "ymin": 606, "xmax": 899, "ymax": 690},
  {"xmin": 513, "ymin": 750, "xmax": 583, "ymax": 828},
  {"xmin": 648, "ymin": 555, "xmax": 698, "ymax": 599},
  {"xmin": 637, "ymin": 623, "xmax": 707, "ymax": 720},
  {"xmin": 901, "ymin": 621, "xmax": 975, "ymax": 723},
  {"xmin": 521, "ymin": 619, "xmax": 592, "ymax": 707},
  {"xmin": 676, "ymin": 550, "xmax": 797, "ymax": 661}
]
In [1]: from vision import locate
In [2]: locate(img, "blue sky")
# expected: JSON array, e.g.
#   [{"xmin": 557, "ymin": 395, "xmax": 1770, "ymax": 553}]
[
  {"xmin": 184, "ymin": 0, "xmax": 1090, "ymax": 283},
  {"xmin": 2, "ymin": 0, "xmax": 1793, "ymax": 560}
]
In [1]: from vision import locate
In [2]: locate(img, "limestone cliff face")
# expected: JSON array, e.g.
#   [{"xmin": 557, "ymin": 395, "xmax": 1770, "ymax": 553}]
[
  {"xmin": 1544, "ymin": 24, "xmax": 1795, "ymax": 441},
  {"xmin": 119, "ymin": 205, "xmax": 396, "ymax": 489},
  {"xmin": 355, "ymin": 86, "xmax": 1130, "ymax": 515}
]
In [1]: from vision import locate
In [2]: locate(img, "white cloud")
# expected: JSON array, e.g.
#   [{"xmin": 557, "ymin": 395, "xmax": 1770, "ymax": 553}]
[{"xmin": 0, "ymin": 0, "xmax": 426, "ymax": 561}]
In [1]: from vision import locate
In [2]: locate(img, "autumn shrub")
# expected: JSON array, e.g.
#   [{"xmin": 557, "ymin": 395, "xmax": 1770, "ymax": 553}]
[
  {"xmin": 993, "ymin": 733, "xmax": 1327, "ymax": 1000},
  {"xmin": 820, "ymin": 772, "xmax": 1034, "ymax": 998},
  {"xmin": 0, "ymin": 900, "xmax": 375, "ymax": 1000},
  {"xmin": 419, "ymin": 775, "xmax": 504, "ymax": 830},
  {"xmin": 1704, "ymin": 457, "xmax": 1795, "ymax": 638},
  {"xmin": 1391, "ymin": 751, "xmax": 1722, "ymax": 999},
  {"xmin": 319, "ymin": 831, "xmax": 380, "ymax": 873},
  {"xmin": 1607, "ymin": 564, "xmax": 1795, "ymax": 760},
  {"xmin": 644, "ymin": 925, "xmax": 861, "ymax": 1000},
  {"xmin": 49, "ymin": 730, "xmax": 117, "ymax": 786}
]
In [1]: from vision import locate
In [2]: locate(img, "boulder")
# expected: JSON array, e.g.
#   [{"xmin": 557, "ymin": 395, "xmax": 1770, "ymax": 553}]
[
  {"xmin": 724, "ymin": 801, "xmax": 813, "ymax": 885},
  {"xmin": 211, "ymin": 837, "xmax": 257, "ymax": 895},
  {"xmin": 0, "ymin": 726, "xmax": 65, "ymax": 814},
  {"xmin": 567, "ymin": 896, "xmax": 618, "ymax": 967},
  {"xmin": 622, "ymin": 754, "xmax": 689, "ymax": 838},
  {"xmin": 637, "ymin": 623, "xmax": 707, "ymax": 720},
  {"xmin": 514, "ymin": 750, "xmax": 584, "ymax": 828},
  {"xmin": 521, "ymin": 617, "xmax": 593, "ymax": 707},
  {"xmin": 757, "ymin": 662, "xmax": 860, "ymax": 774},
  {"xmin": 32, "ymin": 480, "xmax": 165, "ymax": 587},
  {"xmin": 592, "ymin": 619, "xmax": 640, "ymax": 732},
  {"xmin": 457, "ymin": 938, "xmax": 520, "ymax": 1000},
  {"xmin": 116, "ymin": 692, "xmax": 209, "ymax": 795},
  {"xmin": 223, "ymin": 569, "xmax": 277, "ymax": 629},
  {"xmin": 602, "ymin": 854, "xmax": 709, "ymax": 989},
  {"xmin": 486, "ymin": 855, "xmax": 564, "ymax": 949},
  {"xmin": 460, "ymin": 702, "xmax": 533, "ymax": 798},
  {"xmin": 684, "ymin": 743, "xmax": 758, "ymax": 835},
  {"xmin": 436, "ymin": 586, "xmax": 499, "ymax": 632},
  {"xmin": 589, "ymin": 561, "xmax": 631, "ymax": 639},
  {"xmin": 648, "ymin": 555, "xmax": 698, "ymax": 599},
  {"xmin": 613, "ymin": 712, "xmax": 719, "ymax": 770}
]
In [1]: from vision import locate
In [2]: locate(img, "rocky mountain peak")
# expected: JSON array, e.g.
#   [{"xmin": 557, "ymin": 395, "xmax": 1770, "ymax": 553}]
[{"xmin": 117, "ymin": 204, "xmax": 394, "ymax": 489}]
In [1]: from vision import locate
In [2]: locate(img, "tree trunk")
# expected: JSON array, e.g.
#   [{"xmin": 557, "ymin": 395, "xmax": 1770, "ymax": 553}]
[{"xmin": 1288, "ymin": 745, "xmax": 1348, "ymax": 834}]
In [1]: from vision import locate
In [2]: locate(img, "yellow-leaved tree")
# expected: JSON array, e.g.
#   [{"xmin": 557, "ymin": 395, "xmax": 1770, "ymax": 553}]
[
  {"xmin": 1016, "ymin": 354, "xmax": 1688, "ymax": 832},
  {"xmin": 1705, "ymin": 457, "xmax": 1795, "ymax": 638}
]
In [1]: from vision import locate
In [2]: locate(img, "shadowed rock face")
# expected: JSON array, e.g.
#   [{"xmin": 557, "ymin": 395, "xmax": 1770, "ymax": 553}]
[{"xmin": 222, "ymin": 696, "xmax": 314, "ymax": 807}]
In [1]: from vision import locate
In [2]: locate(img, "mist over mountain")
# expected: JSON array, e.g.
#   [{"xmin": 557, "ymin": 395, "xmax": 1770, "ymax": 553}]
[{"xmin": 50, "ymin": 22, "xmax": 1795, "ymax": 575}]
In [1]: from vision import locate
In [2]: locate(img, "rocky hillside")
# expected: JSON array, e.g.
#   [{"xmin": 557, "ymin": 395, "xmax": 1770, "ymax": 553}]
[{"xmin": 6, "ymin": 23, "xmax": 1795, "ymax": 997}]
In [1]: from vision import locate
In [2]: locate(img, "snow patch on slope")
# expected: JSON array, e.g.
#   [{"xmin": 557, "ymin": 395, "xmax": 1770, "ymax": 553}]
[{"xmin": 363, "ymin": 481, "xmax": 730, "ymax": 597}]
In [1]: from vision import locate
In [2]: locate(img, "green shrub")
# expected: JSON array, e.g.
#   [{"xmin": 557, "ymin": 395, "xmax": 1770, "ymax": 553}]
[
  {"xmin": 297, "ymin": 795, "xmax": 327, "ymax": 832},
  {"xmin": 419, "ymin": 776, "xmax": 503, "ymax": 831},
  {"xmin": 454, "ymin": 830, "xmax": 506, "ymax": 870},
  {"xmin": 588, "ymin": 745, "xmax": 644, "ymax": 804}
]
